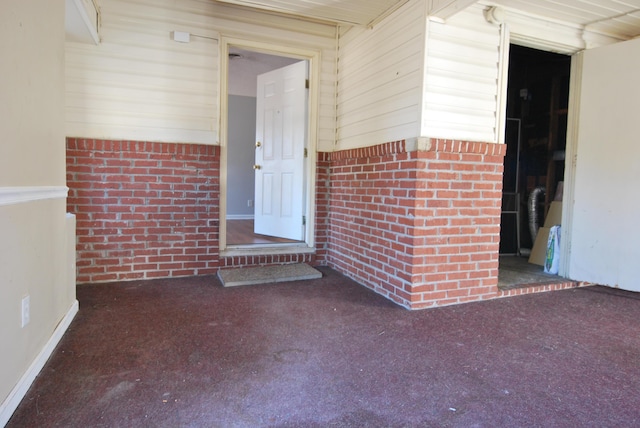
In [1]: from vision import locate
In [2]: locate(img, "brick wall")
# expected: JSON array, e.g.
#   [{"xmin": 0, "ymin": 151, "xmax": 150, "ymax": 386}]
[
  {"xmin": 327, "ymin": 141, "xmax": 417, "ymax": 306},
  {"xmin": 67, "ymin": 137, "xmax": 580, "ymax": 308},
  {"xmin": 67, "ymin": 138, "xmax": 220, "ymax": 283},
  {"xmin": 326, "ymin": 139, "xmax": 507, "ymax": 309},
  {"xmin": 410, "ymin": 139, "xmax": 506, "ymax": 308},
  {"xmin": 220, "ymin": 253, "xmax": 317, "ymax": 269},
  {"xmin": 315, "ymin": 152, "xmax": 331, "ymax": 264}
]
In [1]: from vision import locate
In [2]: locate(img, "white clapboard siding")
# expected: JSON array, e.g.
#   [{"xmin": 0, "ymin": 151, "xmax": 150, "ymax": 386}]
[
  {"xmin": 66, "ymin": 0, "xmax": 337, "ymax": 149},
  {"xmin": 336, "ymin": 0, "xmax": 426, "ymax": 150},
  {"xmin": 421, "ymin": 4, "xmax": 503, "ymax": 143}
]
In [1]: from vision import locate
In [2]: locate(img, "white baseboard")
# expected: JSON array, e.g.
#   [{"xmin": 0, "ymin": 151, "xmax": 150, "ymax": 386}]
[
  {"xmin": 0, "ymin": 300, "xmax": 79, "ymax": 426},
  {"xmin": 227, "ymin": 214, "xmax": 255, "ymax": 220}
]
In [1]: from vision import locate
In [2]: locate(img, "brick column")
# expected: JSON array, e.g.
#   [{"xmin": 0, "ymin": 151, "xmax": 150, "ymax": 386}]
[
  {"xmin": 409, "ymin": 139, "xmax": 506, "ymax": 308},
  {"xmin": 326, "ymin": 139, "xmax": 506, "ymax": 309}
]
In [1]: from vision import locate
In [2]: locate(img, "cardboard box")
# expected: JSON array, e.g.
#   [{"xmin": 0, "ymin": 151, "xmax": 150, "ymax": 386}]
[
  {"xmin": 544, "ymin": 201, "xmax": 562, "ymax": 228},
  {"xmin": 529, "ymin": 226, "xmax": 551, "ymax": 266},
  {"xmin": 554, "ymin": 181, "xmax": 564, "ymax": 201}
]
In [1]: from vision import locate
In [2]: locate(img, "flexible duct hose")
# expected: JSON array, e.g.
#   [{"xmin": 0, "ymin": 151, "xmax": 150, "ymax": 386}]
[{"xmin": 528, "ymin": 186, "xmax": 545, "ymax": 243}]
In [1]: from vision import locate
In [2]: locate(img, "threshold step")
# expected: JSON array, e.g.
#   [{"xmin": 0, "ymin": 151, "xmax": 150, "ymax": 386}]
[{"xmin": 218, "ymin": 263, "xmax": 322, "ymax": 287}]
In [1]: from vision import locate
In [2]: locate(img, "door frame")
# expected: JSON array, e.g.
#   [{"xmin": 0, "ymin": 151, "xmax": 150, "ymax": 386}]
[
  {"xmin": 219, "ymin": 37, "xmax": 320, "ymax": 256},
  {"xmin": 498, "ymin": 24, "xmax": 578, "ymax": 277}
]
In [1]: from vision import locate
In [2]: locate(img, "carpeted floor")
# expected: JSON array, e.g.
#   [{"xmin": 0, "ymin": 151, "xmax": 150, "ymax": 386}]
[{"xmin": 8, "ymin": 267, "xmax": 640, "ymax": 427}]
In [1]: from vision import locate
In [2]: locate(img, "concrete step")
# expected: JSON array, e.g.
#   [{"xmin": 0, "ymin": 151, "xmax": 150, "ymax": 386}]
[{"xmin": 218, "ymin": 263, "xmax": 322, "ymax": 287}]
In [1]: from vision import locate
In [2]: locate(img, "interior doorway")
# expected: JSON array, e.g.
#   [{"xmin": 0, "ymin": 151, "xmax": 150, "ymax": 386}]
[
  {"xmin": 499, "ymin": 44, "xmax": 571, "ymax": 287},
  {"xmin": 224, "ymin": 46, "xmax": 310, "ymax": 248}
]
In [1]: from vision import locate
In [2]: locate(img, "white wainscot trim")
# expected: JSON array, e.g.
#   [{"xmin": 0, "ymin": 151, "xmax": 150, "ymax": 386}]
[
  {"xmin": 0, "ymin": 186, "xmax": 69, "ymax": 207},
  {"xmin": 0, "ymin": 300, "xmax": 79, "ymax": 426}
]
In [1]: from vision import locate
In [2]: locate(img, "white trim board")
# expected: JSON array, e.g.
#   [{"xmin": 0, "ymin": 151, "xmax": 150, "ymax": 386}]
[
  {"xmin": 226, "ymin": 214, "xmax": 255, "ymax": 220},
  {"xmin": 0, "ymin": 300, "xmax": 79, "ymax": 427},
  {"xmin": 0, "ymin": 186, "xmax": 69, "ymax": 207},
  {"xmin": 218, "ymin": 37, "xmax": 320, "ymax": 252}
]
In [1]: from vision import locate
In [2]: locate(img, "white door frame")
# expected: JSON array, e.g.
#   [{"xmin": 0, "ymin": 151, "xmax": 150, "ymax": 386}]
[
  {"xmin": 559, "ymin": 53, "xmax": 582, "ymax": 278},
  {"xmin": 498, "ymin": 24, "xmax": 578, "ymax": 277},
  {"xmin": 219, "ymin": 37, "xmax": 320, "ymax": 256}
]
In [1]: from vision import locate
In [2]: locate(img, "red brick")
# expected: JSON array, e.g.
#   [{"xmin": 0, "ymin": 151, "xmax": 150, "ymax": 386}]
[{"xmin": 67, "ymin": 138, "xmax": 222, "ymax": 283}]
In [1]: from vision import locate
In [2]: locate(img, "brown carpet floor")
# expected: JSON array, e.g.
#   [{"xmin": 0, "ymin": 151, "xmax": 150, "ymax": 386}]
[{"xmin": 8, "ymin": 267, "xmax": 640, "ymax": 427}]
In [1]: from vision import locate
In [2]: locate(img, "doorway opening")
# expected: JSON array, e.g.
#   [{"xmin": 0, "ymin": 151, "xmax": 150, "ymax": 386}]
[
  {"xmin": 222, "ymin": 44, "xmax": 315, "ymax": 253},
  {"xmin": 498, "ymin": 44, "xmax": 571, "ymax": 288}
]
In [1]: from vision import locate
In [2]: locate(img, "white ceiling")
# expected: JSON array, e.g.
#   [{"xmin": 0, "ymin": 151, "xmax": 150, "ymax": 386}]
[
  {"xmin": 215, "ymin": 0, "xmax": 640, "ymax": 40},
  {"xmin": 214, "ymin": 0, "xmax": 411, "ymax": 26}
]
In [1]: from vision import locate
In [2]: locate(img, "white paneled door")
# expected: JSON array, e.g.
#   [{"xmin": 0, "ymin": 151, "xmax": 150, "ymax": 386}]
[{"xmin": 254, "ymin": 61, "xmax": 307, "ymax": 241}]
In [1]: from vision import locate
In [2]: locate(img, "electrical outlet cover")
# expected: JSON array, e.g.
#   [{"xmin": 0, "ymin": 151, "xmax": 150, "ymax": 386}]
[{"xmin": 21, "ymin": 295, "xmax": 30, "ymax": 327}]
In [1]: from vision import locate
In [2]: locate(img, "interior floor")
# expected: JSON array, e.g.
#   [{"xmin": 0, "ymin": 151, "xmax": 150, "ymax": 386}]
[
  {"xmin": 226, "ymin": 219, "xmax": 300, "ymax": 245},
  {"xmin": 8, "ymin": 268, "xmax": 639, "ymax": 427},
  {"xmin": 498, "ymin": 255, "xmax": 564, "ymax": 289}
]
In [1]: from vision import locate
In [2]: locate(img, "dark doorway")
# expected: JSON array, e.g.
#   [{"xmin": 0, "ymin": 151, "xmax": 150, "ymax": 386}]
[
  {"xmin": 501, "ymin": 45, "xmax": 571, "ymax": 256},
  {"xmin": 498, "ymin": 45, "xmax": 571, "ymax": 289}
]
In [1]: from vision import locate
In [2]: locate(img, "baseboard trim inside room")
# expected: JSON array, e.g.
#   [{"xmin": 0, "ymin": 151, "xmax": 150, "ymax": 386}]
[{"xmin": 0, "ymin": 300, "xmax": 79, "ymax": 426}]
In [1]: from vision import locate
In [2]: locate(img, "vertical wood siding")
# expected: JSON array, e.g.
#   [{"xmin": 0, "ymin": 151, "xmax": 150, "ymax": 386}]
[
  {"xmin": 422, "ymin": 5, "xmax": 502, "ymax": 143},
  {"xmin": 336, "ymin": 0, "xmax": 426, "ymax": 150},
  {"xmin": 66, "ymin": 0, "xmax": 337, "ymax": 150}
]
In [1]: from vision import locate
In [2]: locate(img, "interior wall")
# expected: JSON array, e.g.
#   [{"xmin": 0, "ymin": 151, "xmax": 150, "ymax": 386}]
[
  {"xmin": 568, "ymin": 37, "xmax": 640, "ymax": 291},
  {"xmin": 0, "ymin": 0, "xmax": 77, "ymax": 423},
  {"xmin": 228, "ymin": 49, "xmax": 299, "ymax": 97},
  {"xmin": 1, "ymin": 2, "xmax": 66, "ymax": 185},
  {"xmin": 227, "ymin": 95, "xmax": 257, "ymax": 217}
]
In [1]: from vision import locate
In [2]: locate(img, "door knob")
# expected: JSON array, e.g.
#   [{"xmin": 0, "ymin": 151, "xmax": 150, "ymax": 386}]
[
  {"xmin": 253, "ymin": 164, "xmax": 261, "ymax": 170},
  {"xmin": 255, "ymin": 141, "xmax": 261, "ymax": 148}
]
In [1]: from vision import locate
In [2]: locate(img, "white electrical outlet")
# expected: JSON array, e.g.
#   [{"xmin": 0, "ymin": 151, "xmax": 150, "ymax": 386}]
[
  {"xmin": 247, "ymin": 199, "xmax": 253, "ymax": 207},
  {"xmin": 21, "ymin": 295, "xmax": 30, "ymax": 328}
]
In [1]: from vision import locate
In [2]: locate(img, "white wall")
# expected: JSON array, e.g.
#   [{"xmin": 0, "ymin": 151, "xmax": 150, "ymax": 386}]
[
  {"xmin": 336, "ymin": 0, "xmax": 426, "ymax": 150},
  {"xmin": 66, "ymin": 0, "xmax": 220, "ymax": 144},
  {"xmin": 422, "ymin": 4, "xmax": 503, "ymax": 143},
  {"xmin": 66, "ymin": 0, "xmax": 337, "ymax": 151},
  {"xmin": 0, "ymin": 0, "xmax": 78, "ymax": 424},
  {"xmin": 227, "ymin": 95, "xmax": 256, "ymax": 217},
  {"xmin": 336, "ymin": 1, "xmax": 504, "ymax": 150},
  {"xmin": 567, "ymin": 37, "xmax": 640, "ymax": 291}
]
